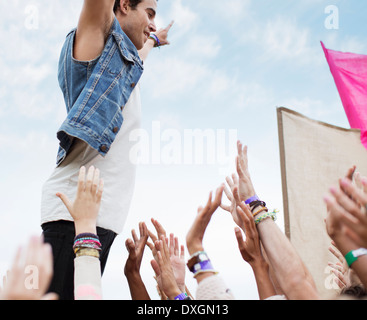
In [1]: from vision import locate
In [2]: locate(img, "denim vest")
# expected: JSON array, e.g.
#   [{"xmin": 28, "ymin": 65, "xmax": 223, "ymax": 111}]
[{"xmin": 56, "ymin": 17, "xmax": 144, "ymax": 165}]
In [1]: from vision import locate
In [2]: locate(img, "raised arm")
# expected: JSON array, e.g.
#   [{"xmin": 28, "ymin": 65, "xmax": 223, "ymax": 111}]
[
  {"xmin": 234, "ymin": 141, "xmax": 319, "ymax": 300},
  {"xmin": 124, "ymin": 222, "xmax": 151, "ymax": 300},
  {"xmin": 324, "ymin": 177, "xmax": 367, "ymax": 289},
  {"xmin": 57, "ymin": 166, "xmax": 104, "ymax": 300},
  {"xmin": 74, "ymin": 0, "xmax": 115, "ymax": 61},
  {"xmin": 138, "ymin": 20, "xmax": 174, "ymax": 61}
]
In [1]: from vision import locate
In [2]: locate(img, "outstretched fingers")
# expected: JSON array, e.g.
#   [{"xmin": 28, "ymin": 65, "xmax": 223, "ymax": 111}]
[{"xmin": 164, "ymin": 20, "xmax": 174, "ymax": 31}]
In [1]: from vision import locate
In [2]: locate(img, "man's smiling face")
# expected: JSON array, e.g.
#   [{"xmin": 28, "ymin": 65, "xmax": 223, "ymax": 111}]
[{"xmin": 119, "ymin": 0, "xmax": 157, "ymax": 50}]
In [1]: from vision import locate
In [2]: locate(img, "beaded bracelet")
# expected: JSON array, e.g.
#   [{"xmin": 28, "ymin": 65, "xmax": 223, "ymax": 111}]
[
  {"xmin": 74, "ymin": 238, "xmax": 101, "ymax": 245},
  {"xmin": 74, "ymin": 238, "xmax": 101, "ymax": 247},
  {"xmin": 252, "ymin": 206, "xmax": 268, "ymax": 217}
]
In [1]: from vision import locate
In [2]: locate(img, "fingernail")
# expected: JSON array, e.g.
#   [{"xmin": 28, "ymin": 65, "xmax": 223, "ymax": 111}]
[{"xmin": 329, "ymin": 187, "xmax": 337, "ymax": 194}]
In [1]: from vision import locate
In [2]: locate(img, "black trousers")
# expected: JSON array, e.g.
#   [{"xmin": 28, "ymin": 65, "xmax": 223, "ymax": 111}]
[{"xmin": 42, "ymin": 220, "xmax": 117, "ymax": 300}]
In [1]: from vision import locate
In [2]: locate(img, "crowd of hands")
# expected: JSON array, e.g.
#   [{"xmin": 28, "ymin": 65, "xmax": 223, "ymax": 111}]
[{"xmin": 0, "ymin": 140, "xmax": 367, "ymax": 300}]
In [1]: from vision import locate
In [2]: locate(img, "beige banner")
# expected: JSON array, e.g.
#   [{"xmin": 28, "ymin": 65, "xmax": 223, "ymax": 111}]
[{"xmin": 277, "ymin": 107, "xmax": 367, "ymax": 298}]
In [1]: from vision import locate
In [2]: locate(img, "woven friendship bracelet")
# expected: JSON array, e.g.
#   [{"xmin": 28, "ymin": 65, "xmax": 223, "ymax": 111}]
[{"xmin": 254, "ymin": 210, "xmax": 278, "ymax": 225}]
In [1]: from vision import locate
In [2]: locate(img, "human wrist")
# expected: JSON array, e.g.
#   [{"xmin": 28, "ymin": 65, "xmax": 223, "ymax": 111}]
[
  {"xmin": 74, "ymin": 220, "xmax": 97, "ymax": 235},
  {"xmin": 148, "ymin": 34, "xmax": 160, "ymax": 47},
  {"xmin": 186, "ymin": 242, "xmax": 204, "ymax": 256},
  {"xmin": 331, "ymin": 234, "xmax": 357, "ymax": 257},
  {"xmin": 177, "ymin": 283, "xmax": 186, "ymax": 293},
  {"xmin": 345, "ymin": 248, "xmax": 367, "ymax": 268},
  {"xmin": 245, "ymin": 194, "xmax": 259, "ymax": 205},
  {"xmin": 124, "ymin": 263, "xmax": 140, "ymax": 277},
  {"xmin": 187, "ymin": 250, "xmax": 218, "ymax": 283},
  {"xmin": 249, "ymin": 258, "xmax": 269, "ymax": 271},
  {"xmin": 166, "ymin": 287, "xmax": 182, "ymax": 300},
  {"xmin": 125, "ymin": 270, "xmax": 142, "ymax": 282},
  {"xmin": 194, "ymin": 272, "xmax": 216, "ymax": 284},
  {"xmin": 146, "ymin": 37, "xmax": 155, "ymax": 48}
]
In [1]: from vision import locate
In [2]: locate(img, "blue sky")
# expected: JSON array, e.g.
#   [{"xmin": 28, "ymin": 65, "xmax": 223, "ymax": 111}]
[{"xmin": 0, "ymin": 0, "xmax": 366, "ymax": 300}]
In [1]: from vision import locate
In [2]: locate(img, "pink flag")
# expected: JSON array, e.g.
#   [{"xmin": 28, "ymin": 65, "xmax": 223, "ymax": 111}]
[{"xmin": 321, "ymin": 41, "xmax": 367, "ymax": 149}]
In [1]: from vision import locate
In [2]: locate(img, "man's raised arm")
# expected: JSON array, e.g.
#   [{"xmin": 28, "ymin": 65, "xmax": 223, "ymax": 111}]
[{"xmin": 74, "ymin": 0, "xmax": 115, "ymax": 61}]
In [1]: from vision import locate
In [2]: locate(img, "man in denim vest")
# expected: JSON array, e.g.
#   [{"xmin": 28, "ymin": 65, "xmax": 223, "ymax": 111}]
[{"xmin": 40, "ymin": 0, "xmax": 173, "ymax": 299}]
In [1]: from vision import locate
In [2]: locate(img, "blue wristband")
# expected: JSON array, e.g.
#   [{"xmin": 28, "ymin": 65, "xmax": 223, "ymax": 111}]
[
  {"xmin": 245, "ymin": 195, "xmax": 259, "ymax": 204},
  {"xmin": 174, "ymin": 292, "xmax": 188, "ymax": 300},
  {"xmin": 149, "ymin": 34, "xmax": 160, "ymax": 47}
]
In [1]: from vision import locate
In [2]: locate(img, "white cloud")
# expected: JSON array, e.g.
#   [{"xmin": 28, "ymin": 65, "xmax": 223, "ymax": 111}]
[
  {"xmin": 255, "ymin": 17, "xmax": 323, "ymax": 66},
  {"xmin": 219, "ymin": 0, "xmax": 252, "ymax": 25},
  {"xmin": 142, "ymin": 57, "xmax": 210, "ymax": 98},
  {"xmin": 0, "ymin": 1, "xmax": 80, "ymax": 121},
  {"xmin": 168, "ymin": 0, "xmax": 199, "ymax": 37},
  {"xmin": 183, "ymin": 34, "xmax": 221, "ymax": 59},
  {"xmin": 323, "ymin": 33, "xmax": 367, "ymax": 55}
]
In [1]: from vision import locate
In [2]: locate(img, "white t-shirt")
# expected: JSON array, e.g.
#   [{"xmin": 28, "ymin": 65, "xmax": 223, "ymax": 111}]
[{"xmin": 41, "ymin": 85, "xmax": 141, "ymax": 234}]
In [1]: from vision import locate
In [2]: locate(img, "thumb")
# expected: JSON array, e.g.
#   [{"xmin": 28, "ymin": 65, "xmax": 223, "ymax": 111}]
[
  {"xmin": 56, "ymin": 192, "xmax": 73, "ymax": 214},
  {"xmin": 125, "ymin": 239, "xmax": 136, "ymax": 258}
]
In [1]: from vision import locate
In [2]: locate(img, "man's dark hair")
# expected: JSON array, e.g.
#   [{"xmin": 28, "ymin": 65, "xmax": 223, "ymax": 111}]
[
  {"xmin": 113, "ymin": 0, "xmax": 158, "ymax": 13},
  {"xmin": 113, "ymin": 0, "xmax": 143, "ymax": 12},
  {"xmin": 341, "ymin": 284, "xmax": 367, "ymax": 299}
]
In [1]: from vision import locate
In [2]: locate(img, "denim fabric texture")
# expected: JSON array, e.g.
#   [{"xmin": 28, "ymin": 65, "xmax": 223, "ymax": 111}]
[{"xmin": 56, "ymin": 17, "xmax": 144, "ymax": 165}]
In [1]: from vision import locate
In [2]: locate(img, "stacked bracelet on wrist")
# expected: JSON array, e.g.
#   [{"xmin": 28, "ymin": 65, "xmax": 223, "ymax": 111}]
[
  {"xmin": 149, "ymin": 34, "xmax": 160, "ymax": 47},
  {"xmin": 245, "ymin": 196, "xmax": 278, "ymax": 225},
  {"xmin": 73, "ymin": 233, "xmax": 101, "ymax": 258},
  {"xmin": 187, "ymin": 251, "xmax": 217, "ymax": 278}
]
